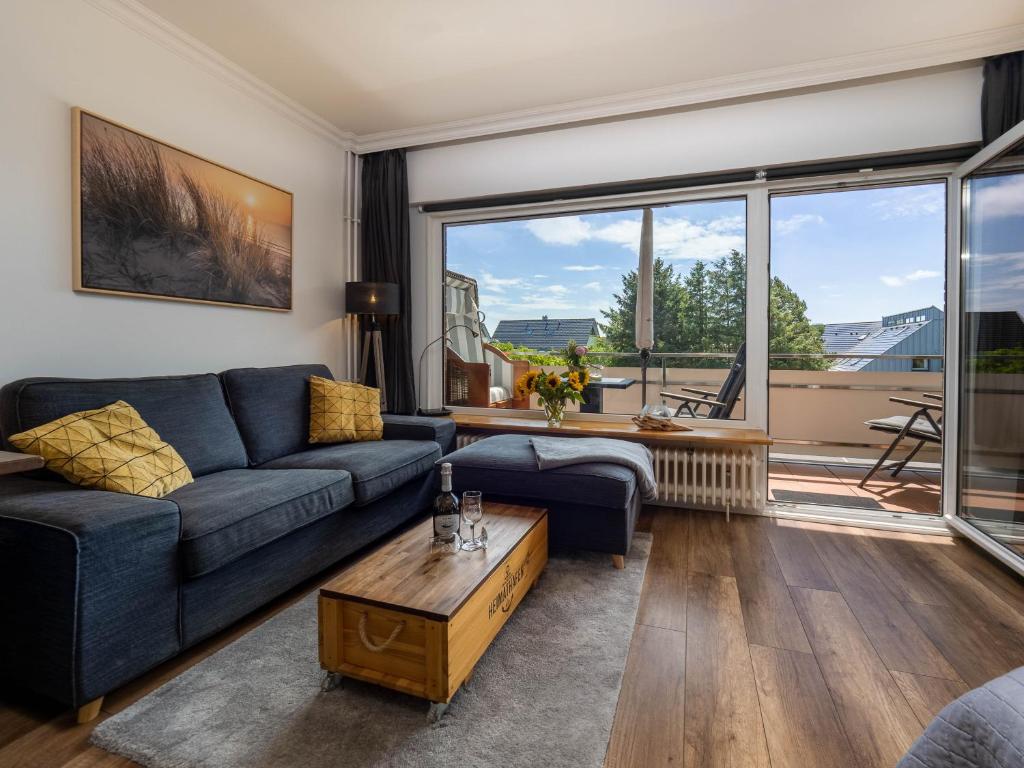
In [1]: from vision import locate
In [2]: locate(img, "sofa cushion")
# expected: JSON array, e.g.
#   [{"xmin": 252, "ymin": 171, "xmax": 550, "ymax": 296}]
[
  {"xmin": 441, "ymin": 434, "xmax": 637, "ymax": 510},
  {"xmin": 169, "ymin": 468, "xmax": 353, "ymax": 578},
  {"xmin": 308, "ymin": 376, "xmax": 383, "ymax": 444},
  {"xmin": 261, "ymin": 440, "xmax": 440, "ymax": 506},
  {"xmin": 0, "ymin": 375, "xmax": 247, "ymax": 477},
  {"xmin": 220, "ymin": 364, "xmax": 332, "ymax": 466}
]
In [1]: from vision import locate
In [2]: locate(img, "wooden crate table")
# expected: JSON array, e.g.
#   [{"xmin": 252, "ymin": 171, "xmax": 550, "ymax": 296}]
[{"xmin": 318, "ymin": 503, "xmax": 548, "ymax": 721}]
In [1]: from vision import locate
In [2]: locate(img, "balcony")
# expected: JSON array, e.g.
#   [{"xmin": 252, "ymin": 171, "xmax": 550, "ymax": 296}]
[{"xmin": 462, "ymin": 350, "xmax": 945, "ymax": 516}]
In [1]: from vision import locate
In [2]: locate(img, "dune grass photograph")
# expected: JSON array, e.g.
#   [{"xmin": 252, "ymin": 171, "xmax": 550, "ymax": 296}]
[{"xmin": 73, "ymin": 109, "xmax": 293, "ymax": 310}]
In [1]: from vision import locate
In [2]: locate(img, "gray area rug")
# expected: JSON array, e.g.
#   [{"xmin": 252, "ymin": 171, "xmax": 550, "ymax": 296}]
[{"xmin": 92, "ymin": 534, "xmax": 651, "ymax": 768}]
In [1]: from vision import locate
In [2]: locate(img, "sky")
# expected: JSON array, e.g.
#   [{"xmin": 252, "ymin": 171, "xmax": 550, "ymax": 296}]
[{"xmin": 445, "ymin": 182, "xmax": 948, "ymax": 333}]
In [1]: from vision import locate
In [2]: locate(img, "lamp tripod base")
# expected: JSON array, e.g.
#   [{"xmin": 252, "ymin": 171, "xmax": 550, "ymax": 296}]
[{"xmin": 359, "ymin": 325, "xmax": 388, "ymax": 412}]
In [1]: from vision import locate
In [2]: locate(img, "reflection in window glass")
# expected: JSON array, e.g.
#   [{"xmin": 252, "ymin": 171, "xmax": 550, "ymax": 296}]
[
  {"xmin": 443, "ymin": 199, "xmax": 747, "ymax": 418},
  {"xmin": 960, "ymin": 149, "xmax": 1024, "ymax": 552}
]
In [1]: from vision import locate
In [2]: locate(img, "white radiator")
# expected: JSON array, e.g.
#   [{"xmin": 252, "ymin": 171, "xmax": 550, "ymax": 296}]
[{"xmin": 454, "ymin": 434, "xmax": 765, "ymax": 514}]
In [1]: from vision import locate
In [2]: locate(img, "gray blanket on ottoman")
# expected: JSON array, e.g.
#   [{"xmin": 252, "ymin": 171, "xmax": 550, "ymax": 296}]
[
  {"xmin": 531, "ymin": 436, "xmax": 658, "ymax": 502},
  {"xmin": 898, "ymin": 666, "xmax": 1024, "ymax": 768}
]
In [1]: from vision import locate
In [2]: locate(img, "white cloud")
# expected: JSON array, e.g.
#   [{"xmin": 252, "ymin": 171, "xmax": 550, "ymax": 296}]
[
  {"xmin": 879, "ymin": 269, "xmax": 941, "ymax": 288},
  {"xmin": 773, "ymin": 213, "xmax": 824, "ymax": 235},
  {"xmin": 872, "ymin": 187, "xmax": 944, "ymax": 219},
  {"xmin": 523, "ymin": 216, "xmax": 591, "ymax": 245},
  {"xmin": 523, "ymin": 212, "xmax": 744, "ymax": 261},
  {"xmin": 545, "ymin": 284, "xmax": 569, "ymax": 295},
  {"xmin": 533, "ymin": 274, "xmax": 549, "ymax": 278},
  {"xmin": 478, "ymin": 271, "xmax": 524, "ymax": 293},
  {"xmin": 583, "ymin": 281, "xmax": 602, "ymax": 290},
  {"xmin": 563, "ymin": 265, "xmax": 605, "ymax": 271},
  {"xmin": 975, "ymin": 175, "xmax": 1024, "ymax": 219}
]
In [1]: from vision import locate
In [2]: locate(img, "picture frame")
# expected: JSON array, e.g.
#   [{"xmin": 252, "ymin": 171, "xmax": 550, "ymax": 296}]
[{"xmin": 72, "ymin": 107, "xmax": 294, "ymax": 311}]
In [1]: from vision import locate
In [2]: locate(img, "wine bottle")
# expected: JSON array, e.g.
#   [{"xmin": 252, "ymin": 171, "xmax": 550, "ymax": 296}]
[{"xmin": 433, "ymin": 462, "xmax": 461, "ymax": 544}]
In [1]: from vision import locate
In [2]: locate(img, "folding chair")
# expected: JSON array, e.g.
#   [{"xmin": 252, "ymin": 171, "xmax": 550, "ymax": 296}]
[
  {"xmin": 659, "ymin": 343, "xmax": 746, "ymax": 419},
  {"xmin": 859, "ymin": 393, "xmax": 942, "ymax": 487}
]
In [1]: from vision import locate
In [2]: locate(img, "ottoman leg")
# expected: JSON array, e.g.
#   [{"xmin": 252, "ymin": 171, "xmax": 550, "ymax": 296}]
[{"xmin": 611, "ymin": 554, "xmax": 625, "ymax": 570}]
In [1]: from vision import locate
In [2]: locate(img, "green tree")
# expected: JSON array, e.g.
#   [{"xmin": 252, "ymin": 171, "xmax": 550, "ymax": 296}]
[
  {"xmin": 599, "ymin": 251, "xmax": 826, "ymax": 370},
  {"xmin": 768, "ymin": 277, "xmax": 829, "ymax": 370},
  {"xmin": 600, "ymin": 257, "xmax": 686, "ymax": 359},
  {"xmin": 679, "ymin": 260, "xmax": 710, "ymax": 355},
  {"xmin": 706, "ymin": 251, "xmax": 746, "ymax": 357}
]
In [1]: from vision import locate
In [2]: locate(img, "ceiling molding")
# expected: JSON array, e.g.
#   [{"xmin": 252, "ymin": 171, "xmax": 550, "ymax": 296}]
[
  {"xmin": 82, "ymin": 0, "xmax": 1024, "ymax": 156},
  {"xmin": 354, "ymin": 23, "xmax": 1024, "ymax": 153},
  {"xmin": 85, "ymin": 0, "xmax": 356, "ymax": 151}
]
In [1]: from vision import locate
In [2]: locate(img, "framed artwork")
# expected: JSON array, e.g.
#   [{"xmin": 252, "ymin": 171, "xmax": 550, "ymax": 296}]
[{"xmin": 72, "ymin": 108, "xmax": 293, "ymax": 311}]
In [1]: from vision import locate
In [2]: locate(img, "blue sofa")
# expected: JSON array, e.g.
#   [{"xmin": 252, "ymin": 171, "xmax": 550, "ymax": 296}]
[{"xmin": 0, "ymin": 364, "xmax": 454, "ymax": 719}]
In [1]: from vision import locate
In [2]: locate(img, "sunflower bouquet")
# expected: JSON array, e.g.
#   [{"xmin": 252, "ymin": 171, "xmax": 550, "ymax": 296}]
[{"xmin": 514, "ymin": 367, "xmax": 589, "ymax": 427}]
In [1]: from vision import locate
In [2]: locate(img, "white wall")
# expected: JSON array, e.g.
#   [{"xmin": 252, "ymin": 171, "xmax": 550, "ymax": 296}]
[
  {"xmin": 0, "ymin": 0, "xmax": 350, "ymax": 382},
  {"xmin": 407, "ymin": 66, "xmax": 982, "ymax": 203}
]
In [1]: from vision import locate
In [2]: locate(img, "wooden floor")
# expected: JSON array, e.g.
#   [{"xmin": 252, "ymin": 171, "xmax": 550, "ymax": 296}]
[
  {"xmin": 3, "ymin": 509, "xmax": 1024, "ymax": 768},
  {"xmin": 769, "ymin": 460, "xmax": 941, "ymax": 515}
]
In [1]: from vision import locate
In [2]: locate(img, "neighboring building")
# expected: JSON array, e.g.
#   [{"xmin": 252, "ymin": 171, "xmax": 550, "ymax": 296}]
[
  {"xmin": 825, "ymin": 306, "xmax": 944, "ymax": 372},
  {"xmin": 492, "ymin": 317, "xmax": 600, "ymax": 351}
]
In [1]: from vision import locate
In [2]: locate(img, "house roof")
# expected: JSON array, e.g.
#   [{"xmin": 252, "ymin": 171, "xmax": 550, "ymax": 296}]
[
  {"xmin": 830, "ymin": 321, "xmax": 930, "ymax": 371},
  {"xmin": 491, "ymin": 318, "xmax": 600, "ymax": 351},
  {"xmin": 822, "ymin": 321, "xmax": 883, "ymax": 354}
]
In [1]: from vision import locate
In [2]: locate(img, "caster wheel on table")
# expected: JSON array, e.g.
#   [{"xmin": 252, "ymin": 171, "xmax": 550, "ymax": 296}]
[{"xmin": 321, "ymin": 672, "xmax": 343, "ymax": 692}]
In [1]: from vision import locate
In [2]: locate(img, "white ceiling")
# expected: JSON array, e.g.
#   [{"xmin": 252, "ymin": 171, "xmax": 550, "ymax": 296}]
[{"xmin": 136, "ymin": 0, "xmax": 1024, "ymax": 145}]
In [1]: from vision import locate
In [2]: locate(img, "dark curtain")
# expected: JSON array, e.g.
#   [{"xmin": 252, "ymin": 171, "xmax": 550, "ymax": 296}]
[
  {"xmin": 981, "ymin": 51, "xmax": 1024, "ymax": 145},
  {"xmin": 360, "ymin": 149, "xmax": 416, "ymax": 414}
]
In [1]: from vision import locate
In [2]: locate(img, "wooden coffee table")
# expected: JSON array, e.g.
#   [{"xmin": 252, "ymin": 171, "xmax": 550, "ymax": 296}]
[{"xmin": 318, "ymin": 503, "xmax": 548, "ymax": 721}]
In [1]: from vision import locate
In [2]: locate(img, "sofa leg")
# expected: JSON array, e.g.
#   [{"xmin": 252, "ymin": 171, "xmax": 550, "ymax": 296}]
[
  {"xmin": 76, "ymin": 697, "xmax": 103, "ymax": 724},
  {"xmin": 611, "ymin": 554, "xmax": 625, "ymax": 570}
]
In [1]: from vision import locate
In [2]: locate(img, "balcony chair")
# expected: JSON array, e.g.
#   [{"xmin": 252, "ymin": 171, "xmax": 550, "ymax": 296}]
[
  {"xmin": 444, "ymin": 271, "xmax": 529, "ymax": 409},
  {"xmin": 858, "ymin": 393, "xmax": 943, "ymax": 487},
  {"xmin": 659, "ymin": 342, "xmax": 746, "ymax": 419}
]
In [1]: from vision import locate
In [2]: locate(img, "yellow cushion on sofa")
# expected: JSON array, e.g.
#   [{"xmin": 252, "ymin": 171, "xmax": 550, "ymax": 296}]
[
  {"xmin": 308, "ymin": 376, "xmax": 383, "ymax": 443},
  {"xmin": 8, "ymin": 400, "xmax": 193, "ymax": 498}
]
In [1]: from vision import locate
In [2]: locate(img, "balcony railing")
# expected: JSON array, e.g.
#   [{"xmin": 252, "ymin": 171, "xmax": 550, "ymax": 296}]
[{"xmin": 498, "ymin": 350, "xmax": 948, "ymax": 459}]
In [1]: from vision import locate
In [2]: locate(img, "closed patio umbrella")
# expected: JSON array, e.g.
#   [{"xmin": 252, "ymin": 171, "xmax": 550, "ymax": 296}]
[{"xmin": 635, "ymin": 207, "xmax": 654, "ymax": 406}]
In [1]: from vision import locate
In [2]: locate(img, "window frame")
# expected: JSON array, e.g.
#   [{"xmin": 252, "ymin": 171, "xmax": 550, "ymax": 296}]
[{"xmin": 424, "ymin": 183, "xmax": 767, "ymax": 430}]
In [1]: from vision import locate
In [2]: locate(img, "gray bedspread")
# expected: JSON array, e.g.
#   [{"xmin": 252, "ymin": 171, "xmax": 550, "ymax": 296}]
[
  {"xmin": 530, "ymin": 436, "xmax": 658, "ymax": 502},
  {"xmin": 898, "ymin": 666, "xmax": 1024, "ymax": 768}
]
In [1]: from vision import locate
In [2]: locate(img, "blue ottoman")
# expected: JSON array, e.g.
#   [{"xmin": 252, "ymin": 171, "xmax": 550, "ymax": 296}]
[{"xmin": 440, "ymin": 434, "xmax": 641, "ymax": 566}]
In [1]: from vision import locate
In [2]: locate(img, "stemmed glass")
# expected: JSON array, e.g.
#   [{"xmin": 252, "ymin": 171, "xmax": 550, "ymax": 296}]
[{"xmin": 461, "ymin": 491, "xmax": 485, "ymax": 551}]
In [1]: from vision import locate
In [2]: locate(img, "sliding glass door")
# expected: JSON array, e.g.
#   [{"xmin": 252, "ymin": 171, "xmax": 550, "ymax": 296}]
[{"xmin": 950, "ymin": 123, "xmax": 1024, "ymax": 572}]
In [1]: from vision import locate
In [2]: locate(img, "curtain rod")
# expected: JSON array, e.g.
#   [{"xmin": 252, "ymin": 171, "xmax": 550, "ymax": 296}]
[{"xmin": 417, "ymin": 143, "xmax": 979, "ymax": 213}]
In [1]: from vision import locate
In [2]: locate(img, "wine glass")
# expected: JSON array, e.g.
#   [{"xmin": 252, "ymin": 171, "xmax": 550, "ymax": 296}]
[{"xmin": 461, "ymin": 491, "xmax": 484, "ymax": 551}]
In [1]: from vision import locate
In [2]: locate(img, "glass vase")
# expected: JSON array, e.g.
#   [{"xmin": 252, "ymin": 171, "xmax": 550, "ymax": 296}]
[{"xmin": 542, "ymin": 399, "xmax": 565, "ymax": 428}]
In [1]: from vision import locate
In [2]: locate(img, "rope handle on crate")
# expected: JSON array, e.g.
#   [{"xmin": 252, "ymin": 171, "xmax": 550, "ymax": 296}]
[{"xmin": 358, "ymin": 612, "xmax": 406, "ymax": 653}]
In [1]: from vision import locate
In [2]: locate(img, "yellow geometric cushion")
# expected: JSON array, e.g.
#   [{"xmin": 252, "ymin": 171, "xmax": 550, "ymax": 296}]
[
  {"xmin": 8, "ymin": 400, "xmax": 193, "ymax": 498},
  {"xmin": 308, "ymin": 376, "xmax": 383, "ymax": 444}
]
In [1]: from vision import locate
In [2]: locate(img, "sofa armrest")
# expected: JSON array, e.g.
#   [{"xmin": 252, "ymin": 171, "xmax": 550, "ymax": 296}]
[
  {"xmin": 382, "ymin": 414, "xmax": 457, "ymax": 454},
  {"xmin": 0, "ymin": 477, "xmax": 182, "ymax": 707}
]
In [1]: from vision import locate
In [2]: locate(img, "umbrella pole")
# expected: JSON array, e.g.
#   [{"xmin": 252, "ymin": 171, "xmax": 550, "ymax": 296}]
[{"xmin": 640, "ymin": 348, "xmax": 651, "ymax": 408}]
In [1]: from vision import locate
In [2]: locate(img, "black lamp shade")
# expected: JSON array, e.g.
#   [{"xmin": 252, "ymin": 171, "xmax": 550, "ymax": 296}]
[{"xmin": 345, "ymin": 282, "xmax": 400, "ymax": 316}]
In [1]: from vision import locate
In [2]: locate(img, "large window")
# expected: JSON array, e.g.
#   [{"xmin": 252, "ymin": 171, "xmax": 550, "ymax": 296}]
[{"xmin": 442, "ymin": 198, "xmax": 748, "ymax": 418}]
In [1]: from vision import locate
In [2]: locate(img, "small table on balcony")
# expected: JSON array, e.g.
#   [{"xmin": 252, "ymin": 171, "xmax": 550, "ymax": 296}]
[{"xmin": 580, "ymin": 377, "xmax": 636, "ymax": 414}]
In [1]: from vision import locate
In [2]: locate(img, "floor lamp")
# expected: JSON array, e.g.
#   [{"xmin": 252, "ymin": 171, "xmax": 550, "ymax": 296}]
[{"xmin": 345, "ymin": 281, "xmax": 399, "ymax": 411}]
